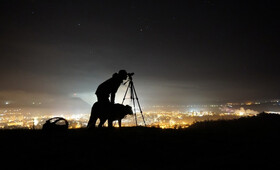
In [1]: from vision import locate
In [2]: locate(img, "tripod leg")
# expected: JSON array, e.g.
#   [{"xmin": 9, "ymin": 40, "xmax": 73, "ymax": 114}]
[
  {"xmin": 131, "ymin": 85, "xmax": 138, "ymax": 126},
  {"xmin": 122, "ymin": 82, "xmax": 131, "ymax": 104},
  {"xmin": 132, "ymin": 84, "xmax": 147, "ymax": 126},
  {"xmin": 108, "ymin": 119, "xmax": 113, "ymax": 128}
]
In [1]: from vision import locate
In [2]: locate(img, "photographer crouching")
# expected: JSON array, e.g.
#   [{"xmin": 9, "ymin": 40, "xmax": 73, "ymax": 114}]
[{"xmin": 87, "ymin": 70, "xmax": 132, "ymax": 128}]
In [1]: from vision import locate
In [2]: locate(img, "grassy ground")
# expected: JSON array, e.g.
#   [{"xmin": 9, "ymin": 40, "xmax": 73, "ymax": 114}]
[{"xmin": 1, "ymin": 113, "xmax": 280, "ymax": 169}]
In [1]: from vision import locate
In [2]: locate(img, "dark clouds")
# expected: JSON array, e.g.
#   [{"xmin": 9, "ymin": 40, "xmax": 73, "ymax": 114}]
[{"xmin": 0, "ymin": 0, "xmax": 279, "ymax": 108}]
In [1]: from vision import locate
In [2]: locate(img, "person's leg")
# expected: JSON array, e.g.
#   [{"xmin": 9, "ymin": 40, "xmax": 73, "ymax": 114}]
[
  {"xmin": 108, "ymin": 119, "xmax": 113, "ymax": 128},
  {"xmin": 98, "ymin": 118, "xmax": 106, "ymax": 128}
]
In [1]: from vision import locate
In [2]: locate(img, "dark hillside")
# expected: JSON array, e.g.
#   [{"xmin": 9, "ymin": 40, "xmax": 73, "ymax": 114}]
[
  {"xmin": 1, "ymin": 113, "xmax": 280, "ymax": 169},
  {"xmin": 189, "ymin": 112, "xmax": 280, "ymax": 131}
]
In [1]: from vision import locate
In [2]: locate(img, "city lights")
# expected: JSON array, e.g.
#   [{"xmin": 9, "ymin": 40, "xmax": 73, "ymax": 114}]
[
  {"xmin": 0, "ymin": 99, "xmax": 279, "ymax": 129},
  {"xmin": 34, "ymin": 117, "xmax": 39, "ymax": 126},
  {"xmin": 0, "ymin": 108, "xmax": 256, "ymax": 129}
]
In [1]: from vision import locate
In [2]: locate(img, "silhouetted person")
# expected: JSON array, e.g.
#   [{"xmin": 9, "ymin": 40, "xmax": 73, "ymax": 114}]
[
  {"xmin": 95, "ymin": 70, "xmax": 128, "ymax": 104},
  {"xmin": 87, "ymin": 70, "xmax": 128, "ymax": 128}
]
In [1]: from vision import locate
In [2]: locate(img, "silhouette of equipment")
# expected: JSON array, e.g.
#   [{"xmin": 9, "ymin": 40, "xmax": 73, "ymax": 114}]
[
  {"xmin": 42, "ymin": 117, "xmax": 69, "ymax": 131},
  {"xmin": 122, "ymin": 73, "xmax": 146, "ymax": 126}
]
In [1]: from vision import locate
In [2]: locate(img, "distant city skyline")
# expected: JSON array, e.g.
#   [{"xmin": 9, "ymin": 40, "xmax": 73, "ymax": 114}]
[{"xmin": 1, "ymin": 98, "xmax": 279, "ymax": 129}]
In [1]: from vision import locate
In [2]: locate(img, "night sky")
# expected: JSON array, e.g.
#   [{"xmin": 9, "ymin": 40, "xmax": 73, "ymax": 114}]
[{"xmin": 0, "ymin": 0, "xmax": 279, "ymax": 110}]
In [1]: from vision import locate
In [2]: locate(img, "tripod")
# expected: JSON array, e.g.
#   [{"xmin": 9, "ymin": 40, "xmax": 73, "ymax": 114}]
[{"xmin": 122, "ymin": 74, "xmax": 146, "ymax": 126}]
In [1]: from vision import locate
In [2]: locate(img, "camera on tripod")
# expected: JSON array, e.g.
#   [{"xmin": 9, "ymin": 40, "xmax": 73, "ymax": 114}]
[
  {"xmin": 127, "ymin": 72, "xmax": 134, "ymax": 80},
  {"xmin": 122, "ymin": 72, "xmax": 146, "ymax": 126}
]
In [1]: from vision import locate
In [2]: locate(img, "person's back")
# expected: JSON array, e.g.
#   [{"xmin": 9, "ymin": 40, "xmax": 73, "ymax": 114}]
[{"xmin": 96, "ymin": 73, "xmax": 120, "ymax": 97}]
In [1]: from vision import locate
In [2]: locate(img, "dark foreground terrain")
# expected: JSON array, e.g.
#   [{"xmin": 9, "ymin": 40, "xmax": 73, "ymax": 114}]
[{"xmin": 1, "ymin": 113, "xmax": 280, "ymax": 169}]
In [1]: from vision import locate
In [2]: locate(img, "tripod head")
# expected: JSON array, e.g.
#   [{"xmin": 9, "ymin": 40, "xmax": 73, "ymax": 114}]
[
  {"xmin": 127, "ymin": 72, "xmax": 134, "ymax": 80},
  {"xmin": 123, "ymin": 72, "xmax": 134, "ymax": 85}
]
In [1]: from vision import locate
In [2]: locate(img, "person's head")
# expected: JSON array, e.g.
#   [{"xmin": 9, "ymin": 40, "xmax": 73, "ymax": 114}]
[{"xmin": 118, "ymin": 70, "xmax": 128, "ymax": 80}]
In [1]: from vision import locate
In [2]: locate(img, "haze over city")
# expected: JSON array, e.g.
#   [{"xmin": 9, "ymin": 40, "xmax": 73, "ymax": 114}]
[{"xmin": 1, "ymin": 0, "xmax": 279, "ymax": 116}]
